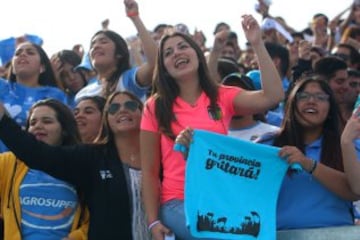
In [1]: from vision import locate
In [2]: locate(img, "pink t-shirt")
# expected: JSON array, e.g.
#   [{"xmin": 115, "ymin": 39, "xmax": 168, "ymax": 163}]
[{"xmin": 141, "ymin": 85, "xmax": 241, "ymax": 203}]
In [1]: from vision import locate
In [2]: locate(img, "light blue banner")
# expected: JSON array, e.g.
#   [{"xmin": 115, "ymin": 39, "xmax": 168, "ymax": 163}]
[{"xmin": 184, "ymin": 130, "xmax": 289, "ymax": 240}]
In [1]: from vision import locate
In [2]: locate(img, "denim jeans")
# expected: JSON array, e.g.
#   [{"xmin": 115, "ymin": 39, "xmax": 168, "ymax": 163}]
[{"xmin": 160, "ymin": 199, "xmax": 212, "ymax": 240}]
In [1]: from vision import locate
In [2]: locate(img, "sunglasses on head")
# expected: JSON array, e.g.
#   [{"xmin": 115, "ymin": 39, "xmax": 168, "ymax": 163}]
[
  {"xmin": 332, "ymin": 53, "xmax": 349, "ymax": 62},
  {"xmin": 107, "ymin": 100, "xmax": 139, "ymax": 115}
]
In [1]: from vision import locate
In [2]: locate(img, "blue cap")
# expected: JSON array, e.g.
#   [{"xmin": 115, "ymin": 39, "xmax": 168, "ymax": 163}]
[
  {"xmin": 246, "ymin": 70, "xmax": 262, "ymax": 90},
  {"xmin": 75, "ymin": 52, "xmax": 93, "ymax": 71}
]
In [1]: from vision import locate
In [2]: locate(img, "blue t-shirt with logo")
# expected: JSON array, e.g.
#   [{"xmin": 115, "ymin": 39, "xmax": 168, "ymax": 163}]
[{"xmin": 20, "ymin": 169, "xmax": 78, "ymax": 240}]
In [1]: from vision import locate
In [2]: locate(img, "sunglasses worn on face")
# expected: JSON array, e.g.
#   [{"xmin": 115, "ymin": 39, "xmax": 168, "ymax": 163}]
[
  {"xmin": 296, "ymin": 92, "xmax": 329, "ymax": 102},
  {"xmin": 107, "ymin": 101, "xmax": 139, "ymax": 115}
]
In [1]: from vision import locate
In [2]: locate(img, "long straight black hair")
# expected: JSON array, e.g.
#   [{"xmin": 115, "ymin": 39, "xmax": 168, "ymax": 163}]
[
  {"xmin": 90, "ymin": 30, "xmax": 130, "ymax": 98},
  {"xmin": 274, "ymin": 75, "xmax": 343, "ymax": 171}
]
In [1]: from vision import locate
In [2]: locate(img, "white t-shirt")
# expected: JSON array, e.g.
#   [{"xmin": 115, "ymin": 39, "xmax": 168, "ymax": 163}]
[
  {"xmin": 75, "ymin": 67, "xmax": 149, "ymax": 102},
  {"xmin": 228, "ymin": 121, "xmax": 280, "ymax": 142}
]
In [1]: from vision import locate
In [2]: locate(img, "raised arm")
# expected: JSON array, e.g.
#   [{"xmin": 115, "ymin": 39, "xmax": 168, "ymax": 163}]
[
  {"xmin": 291, "ymin": 40, "xmax": 313, "ymax": 82},
  {"xmin": 207, "ymin": 30, "xmax": 230, "ymax": 83},
  {"xmin": 341, "ymin": 110, "xmax": 360, "ymax": 195},
  {"xmin": 0, "ymin": 104, "xmax": 93, "ymax": 186},
  {"xmin": 233, "ymin": 15, "xmax": 284, "ymax": 115},
  {"xmin": 337, "ymin": 4, "xmax": 355, "ymax": 34},
  {"xmin": 124, "ymin": 0, "xmax": 157, "ymax": 87}
]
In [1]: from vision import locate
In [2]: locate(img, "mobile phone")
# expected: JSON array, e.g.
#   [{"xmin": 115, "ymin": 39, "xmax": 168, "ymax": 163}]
[{"xmin": 353, "ymin": 100, "xmax": 360, "ymax": 116}]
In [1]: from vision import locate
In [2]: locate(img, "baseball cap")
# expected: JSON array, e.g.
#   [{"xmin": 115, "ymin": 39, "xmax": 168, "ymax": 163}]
[
  {"xmin": 174, "ymin": 23, "xmax": 190, "ymax": 35},
  {"xmin": 75, "ymin": 52, "xmax": 93, "ymax": 71}
]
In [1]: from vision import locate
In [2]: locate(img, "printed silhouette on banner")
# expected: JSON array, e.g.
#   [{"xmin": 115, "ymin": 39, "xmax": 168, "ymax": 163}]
[{"xmin": 197, "ymin": 211, "xmax": 260, "ymax": 237}]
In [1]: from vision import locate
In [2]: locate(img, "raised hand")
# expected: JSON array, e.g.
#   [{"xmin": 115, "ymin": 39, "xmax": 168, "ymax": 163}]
[
  {"xmin": 241, "ymin": 15, "xmax": 262, "ymax": 47},
  {"xmin": 101, "ymin": 19, "xmax": 110, "ymax": 30},
  {"xmin": 342, "ymin": 107, "xmax": 360, "ymax": 142},
  {"xmin": 212, "ymin": 30, "xmax": 230, "ymax": 52},
  {"xmin": 255, "ymin": 0, "xmax": 270, "ymax": 17},
  {"xmin": 124, "ymin": 0, "xmax": 139, "ymax": 18},
  {"xmin": 50, "ymin": 55, "xmax": 63, "ymax": 82}
]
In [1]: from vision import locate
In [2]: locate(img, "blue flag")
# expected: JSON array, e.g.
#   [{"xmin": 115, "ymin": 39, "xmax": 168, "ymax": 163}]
[{"xmin": 184, "ymin": 130, "xmax": 289, "ymax": 240}]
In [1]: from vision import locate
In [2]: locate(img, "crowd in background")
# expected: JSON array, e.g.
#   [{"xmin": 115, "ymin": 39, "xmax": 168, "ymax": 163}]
[{"xmin": 0, "ymin": 0, "xmax": 360, "ymax": 239}]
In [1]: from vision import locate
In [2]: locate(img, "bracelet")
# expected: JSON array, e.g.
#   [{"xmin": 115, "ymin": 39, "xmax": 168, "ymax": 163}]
[
  {"xmin": 127, "ymin": 11, "xmax": 139, "ymax": 17},
  {"xmin": 308, "ymin": 159, "xmax": 317, "ymax": 174},
  {"xmin": 173, "ymin": 143, "xmax": 188, "ymax": 154},
  {"xmin": 148, "ymin": 220, "xmax": 160, "ymax": 230}
]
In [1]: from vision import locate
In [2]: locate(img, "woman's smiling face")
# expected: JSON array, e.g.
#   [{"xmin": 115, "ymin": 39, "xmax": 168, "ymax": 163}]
[{"xmin": 162, "ymin": 35, "xmax": 199, "ymax": 81}]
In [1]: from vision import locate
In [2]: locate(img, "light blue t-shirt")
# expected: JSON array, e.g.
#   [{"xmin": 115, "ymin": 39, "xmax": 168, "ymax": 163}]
[
  {"xmin": 20, "ymin": 169, "xmax": 78, "ymax": 240},
  {"xmin": 184, "ymin": 130, "xmax": 289, "ymax": 239},
  {"xmin": 262, "ymin": 137, "xmax": 353, "ymax": 229},
  {"xmin": 74, "ymin": 67, "xmax": 149, "ymax": 103},
  {"xmin": 266, "ymin": 103, "xmax": 285, "ymax": 127},
  {"xmin": 0, "ymin": 78, "xmax": 67, "ymax": 127}
]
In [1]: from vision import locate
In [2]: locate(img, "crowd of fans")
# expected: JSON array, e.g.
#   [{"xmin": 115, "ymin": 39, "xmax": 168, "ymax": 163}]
[{"xmin": 0, "ymin": 0, "xmax": 360, "ymax": 239}]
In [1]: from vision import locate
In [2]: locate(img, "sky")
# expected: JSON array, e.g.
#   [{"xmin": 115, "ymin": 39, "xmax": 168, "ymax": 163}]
[{"xmin": 1, "ymin": 0, "xmax": 354, "ymax": 57}]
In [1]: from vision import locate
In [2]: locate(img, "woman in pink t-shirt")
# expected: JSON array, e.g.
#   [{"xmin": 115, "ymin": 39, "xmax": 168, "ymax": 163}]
[{"xmin": 140, "ymin": 14, "xmax": 284, "ymax": 240}]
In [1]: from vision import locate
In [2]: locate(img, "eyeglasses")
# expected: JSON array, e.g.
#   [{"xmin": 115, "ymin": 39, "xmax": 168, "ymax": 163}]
[
  {"xmin": 349, "ymin": 81, "xmax": 360, "ymax": 88},
  {"xmin": 107, "ymin": 101, "xmax": 139, "ymax": 115},
  {"xmin": 296, "ymin": 92, "xmax": 330, "ymax": 102}
]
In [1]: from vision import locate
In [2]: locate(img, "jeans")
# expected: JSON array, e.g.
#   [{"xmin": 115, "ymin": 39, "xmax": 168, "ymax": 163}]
[{"xmin": 160, "ymin": 199, "xmax": 212, "ymax": 240}]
